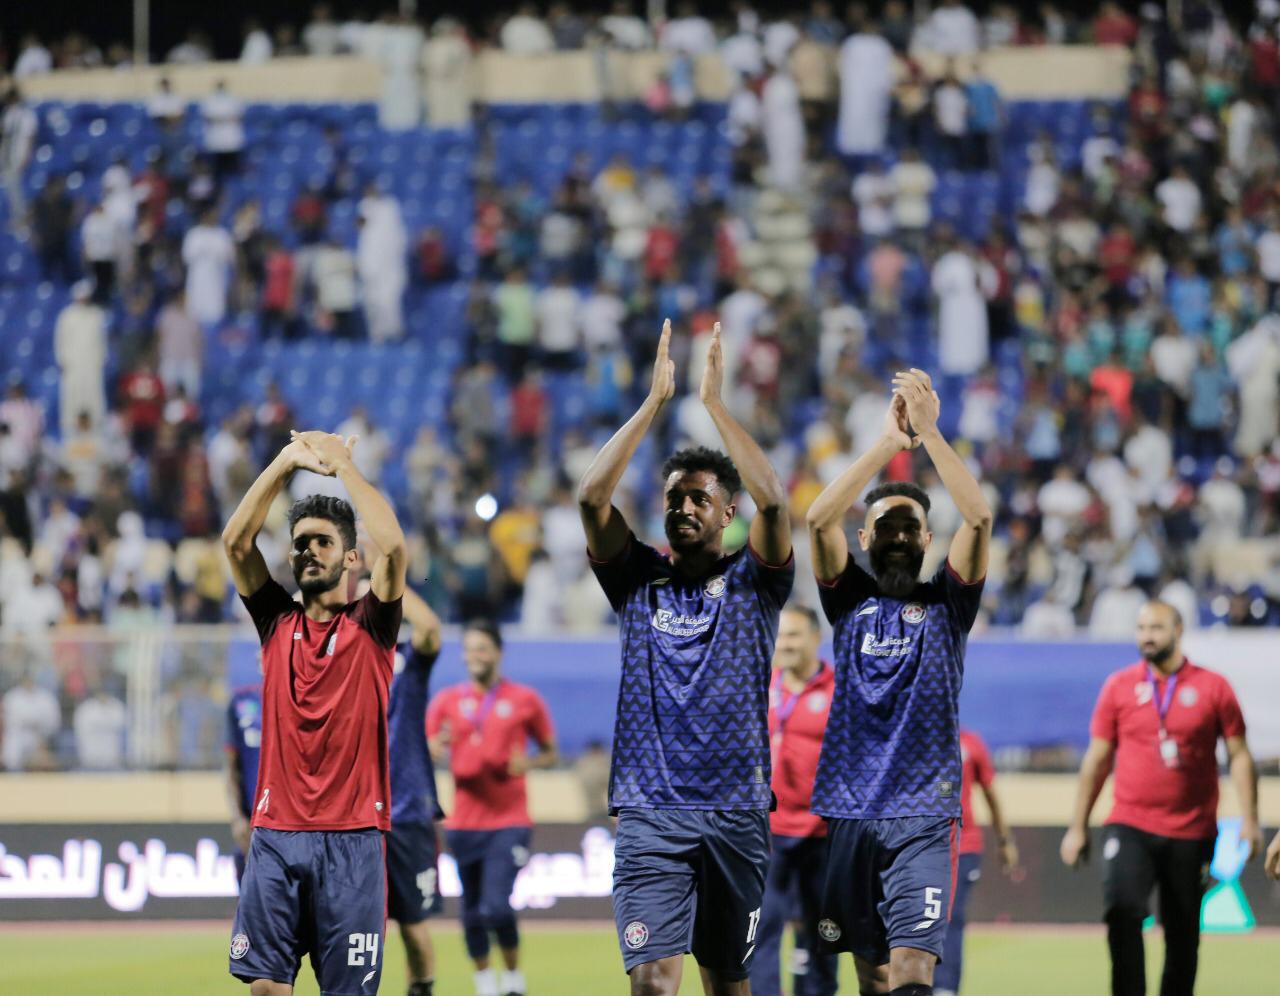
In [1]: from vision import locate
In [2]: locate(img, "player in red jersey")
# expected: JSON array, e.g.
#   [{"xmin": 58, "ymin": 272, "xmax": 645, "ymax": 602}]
[
  {"xmin": 1061, "ymin": 600, "xmax": 1261, "ymax": 996},
  {"xmin": 427, "ymin": 620, "xmax": 557, "ymax": 996},
  {"xmin": 749, "ymin": 603, "xmax": 838, "ymax": 996},
  {"xmin": 223, "ymin": 430, "xmax": 407, "ymax": 996},
  {"xmin": 934, "ymin": 728, "xmax": 1017, "ymax": 996}
]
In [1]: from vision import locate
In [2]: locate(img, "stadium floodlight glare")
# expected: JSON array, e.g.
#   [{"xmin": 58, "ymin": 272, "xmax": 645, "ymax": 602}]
[{"xmin": 475, "ymin": 493, "xmax": 498, "ymax": 521}]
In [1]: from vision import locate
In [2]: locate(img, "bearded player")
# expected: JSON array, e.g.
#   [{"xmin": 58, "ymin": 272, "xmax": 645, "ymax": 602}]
[
  {"xmin": 223, "ymin": 430, "xmax": 407, "ymax": 996},
  {"xmin": 806, "ymin": 370, "xmax": 991, "ymax": 996}
]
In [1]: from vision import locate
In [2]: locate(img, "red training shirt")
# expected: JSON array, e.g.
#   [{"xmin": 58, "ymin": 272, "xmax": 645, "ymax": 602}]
[
  {"xmin": 767, "ymin": 662, "xmax": 834, "ymax": 838},
  {"xmin": 427, "ymin": 679, "xmax": 555, "ymax": 831},
  {"xmin": 243, "ymin": 579, "xmax": 401, "ymax": 832},
  {"xmin": 1090, "ymin": 659, "xmax": 1246, "ymax": 841},
  {"xmin": 958, "ymin": 728, "xmax": 996, "ymax": 856}
]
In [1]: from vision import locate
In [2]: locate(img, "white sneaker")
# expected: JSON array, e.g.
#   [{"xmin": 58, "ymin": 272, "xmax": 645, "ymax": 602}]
[
  {"xmin": 500, "ymin": 968, "xmax": 526, "ymax": 995},
  {"xmin": 474, "ymin": 968, "xmax": 500, "ymax": 996}
]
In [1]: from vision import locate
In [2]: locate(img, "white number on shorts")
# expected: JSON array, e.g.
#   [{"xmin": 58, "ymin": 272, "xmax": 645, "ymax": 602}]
[
  {"xmin": 923, "ymin": 888, "xmax": 942, "ymax": 921},
  {"xmin": 416, "ymin": 869, "xmax": 437, "ymax": 902},
  {"xmin": 746, "ymin": 907, "xmax": 761, "ymax": 944},
  {"xmin": 347, "ymin": 932, "xmax": 380, "ymax": 967}
]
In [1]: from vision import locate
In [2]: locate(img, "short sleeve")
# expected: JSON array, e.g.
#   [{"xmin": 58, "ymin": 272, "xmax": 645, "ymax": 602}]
[
  {"xmin": 939, "ymin": 559, "xmax": 985, "ymax": 634},
  {"xmin": 1215, "ymin": 677, "xmax": 1246, "ymax": 740},
  {"xmin": 425, "ymin": 690, "xmax": 450, "ymax": 738},
  {"xmin": 240, "ymin": 578, "xmax": 298, "ymax": 644},
  {"xmin": 588, "ymin": 534, "xmax": 657, "ymax": 614},
  {"xmin": 352, "ymin": 590, "xmax": 404, "ymax": 650},
  {"xmin": 741, "ymin": 543, "xmax": 796, "ymax": 611},
  {"xmin": 816, "ymin": 555, "xmax": 876, "ymax": 625},
  {"xmin": 1089, "ymin": 677, "xmax": 1119, "ymax": 745},
  {"xmin": 526, "ymin": 690, "xmax": 555, "ymax": 746}
]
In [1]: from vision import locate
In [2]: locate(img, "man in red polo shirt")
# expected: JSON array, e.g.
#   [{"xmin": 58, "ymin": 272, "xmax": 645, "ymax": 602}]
[
  {"xmin": 935, "ymin": 727, "xmax": 1018, "ymax": 996},
  {"xmin": 1060, "ymin": 599, "xmax": 1262, "ymax": 996},
  {"xmin": 748, "ymin": 604, "xmax": 837, "ymax": 996},
  {"xmin": 426, "ymin": 621, "xmax": 557, "ymax": 996}
]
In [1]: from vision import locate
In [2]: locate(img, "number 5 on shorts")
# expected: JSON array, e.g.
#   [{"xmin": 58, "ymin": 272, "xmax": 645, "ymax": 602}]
[{"xmin": 923, "ymin": 887, "xmax": 942, "ymax": 921}]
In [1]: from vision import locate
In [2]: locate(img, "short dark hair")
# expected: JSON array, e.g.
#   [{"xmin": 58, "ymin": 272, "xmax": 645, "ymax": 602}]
[
  {"xmin": 864, "ymin": 482, "xmax": 931, "ymax": 517},
  {"xmin": 463, "ymin": 619, "xmax": 504, "ymax": 650},
  {"xmin": 287, "ymin": 496, "xmax": 357, "ymax": 550},
  {"xmin": 781, "ymin": 602, "xmax": 821, "ymax": 631},
  {"xmin": 660, "ymin": 447, "xmax": 742, "ymax": 499},
  {"xmin": 1143, "ymin": 599, "xmax": 1184, "ymax": 629}
]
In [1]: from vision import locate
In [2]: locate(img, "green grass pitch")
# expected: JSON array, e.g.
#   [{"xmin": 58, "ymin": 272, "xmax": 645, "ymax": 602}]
[{"xmin": 1, "ymin": 923, "xmax": 1275, "ymax": 993}]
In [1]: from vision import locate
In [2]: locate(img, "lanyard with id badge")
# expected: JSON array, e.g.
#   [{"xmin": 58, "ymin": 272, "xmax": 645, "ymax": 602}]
[{"xmin": 1148, "ymin": 667, "xmax": 1180, "ymax": 768}]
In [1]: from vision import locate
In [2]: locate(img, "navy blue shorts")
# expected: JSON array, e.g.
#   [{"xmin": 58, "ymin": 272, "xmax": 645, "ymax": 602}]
[
  {"xmin": 612, "ymin": 808, "xmax": 770, "ymax": 980},
  {"xmin": 387, "ymin": 820, "xmax": 442, "ymax": 925},
  {"xmin": 229, "ymin": 828, "xmax": 387, "ymax": 995},
  {"xmin": 445, "ymin": 826, "xmax": 531, "ymax": 926},
  {"xmin": 818, "ymin": 816, "xmax": 958, "ymax": 965}
]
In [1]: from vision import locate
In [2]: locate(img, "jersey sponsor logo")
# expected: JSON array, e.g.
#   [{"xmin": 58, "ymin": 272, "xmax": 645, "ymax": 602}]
[
  {"xmin": 901, "ymin": 602, "xmax": 926, "ymax": 624},
  {"xmin": 362, "ymin": 970, "xmax": 376, "ymax": 986},
  {"xmin": 651, "ymin": 608, "xmax": 714, "ymax": 637},
  {"xmin": 651, "ymin": 576, "xmax": 671, "ymax": 585},
  {"xmin": 1134, "ymin": 682, "xmax": 1153, "ymax": 705},
  {"xmin": 911, "ymin": 919, "xmax": 935, "ymax": 931},
  {"xmin": 624, "ymin": 920, "xmax": 649, "ymax": 949},
  {"xmin": 704, "ymin": 575, "xmax": 727, "ymax": 598},
  {"xmin": 256, "ymin": 788, "xmax": 270, "ymax": 814},
  {"xmin": 860, "ymin": 633, "xmax": 913, "ymax": 657},
  {"xmin": 817, "ymin": 918, "xmax": 841, "ymax": 942},
  {"xmin": 326, "ymin": 633, "xmax": 338, "ymax": 657},
  {"xmin": 230, "ymin": 933, "xmax": 250, "ymax": 959},
  {"xmin": 1179, "ymin": 687, "xmax": 1198, "ymax": 707},
  {"xmin": 936, "ymin": 780, "xmax": 954, "ymax": 797},
  {"xmin": 856, "ymin": 603, "xmax": 879, "ymax": 618}
]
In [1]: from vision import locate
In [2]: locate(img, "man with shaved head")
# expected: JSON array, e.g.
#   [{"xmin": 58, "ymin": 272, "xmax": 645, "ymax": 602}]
[
  {"xmin": 805, "ymin": 369, "xmax": 992, "ymax": 996},
  {"xmin": 1061, "ymin": 598, "xmax": 1261, "ymax": 996}
]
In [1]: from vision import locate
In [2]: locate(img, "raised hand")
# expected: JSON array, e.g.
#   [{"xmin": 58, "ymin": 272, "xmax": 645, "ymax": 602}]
[
  {"xmin": 700, "ymin": 321, "xmax": 724, "ymax": 406},
  {"xmin": 891, "ymin": 367, "xmax": 942, "ymax": 437},
  {"xmin": 281, "ymin": 436, "xmax": 332, "ymax": 476},
  {"xmin": 290, "ymin": 430, "xmax": 357, "ymax": 474},
  {"xmin": 881, "ymin": 393, "xmax": 919, "ymax": 452},
  {"xmin": 648, "ymin": 318, "xmax": 676, "ymax": 405}
]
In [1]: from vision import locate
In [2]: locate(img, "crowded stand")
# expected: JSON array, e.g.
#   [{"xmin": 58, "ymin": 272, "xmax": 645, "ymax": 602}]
[{"xmin": 0, "ymin": 2, "xmax": 1278, "ymax": 774}]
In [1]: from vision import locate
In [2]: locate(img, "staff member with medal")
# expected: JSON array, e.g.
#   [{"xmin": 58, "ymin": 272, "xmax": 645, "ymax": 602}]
[
  {"xmin": 427, "ymin": 620, "xmax": 557, "ymax": 996},
  {"xmin": 1060, "ymin": 600, "xmax": 1261, "ymax": 996}
]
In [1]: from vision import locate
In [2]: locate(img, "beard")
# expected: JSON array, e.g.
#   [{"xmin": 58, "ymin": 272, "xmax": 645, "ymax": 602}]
[
  {"xmin": 870, "ymin": 544, "xmax": 925, "ymax": 598},
  {"xmin": 294, "ymin": 560, "xmax": 345, "ymax": 596},
  {"xmin": 1141, "ymin": 640, "xmax": 1176, "ymax": 666}
]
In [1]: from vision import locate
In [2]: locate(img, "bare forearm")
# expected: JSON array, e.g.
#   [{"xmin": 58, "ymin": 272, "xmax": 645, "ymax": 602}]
[
  {"xmin": 531, "ymin": 744, "xmax": 559, "ymax": 769},
  {"xmin": 222, "ymin": 453, "xmax": 291, "ymax": 553},
  {"xmin": 705, "ymin": 400, "xmax": 787, "ymax": 512},
  {"xmin": 1231, "ymin": 751, "xmax": 1259, "ymax": 824},
  {"xmin": 402, "ymin": 586, "xmax": 442, "ymax": 656},
  {"xmin": 335, "ymin": 462, "xmax": 405, "ymax": 557},
  {"xmin": 983, "ymin": 786, "xmax": 1012, "ymax": 841},
  {"xmin": 919, "ymin": 428, "xmax": 991, "ymax": 527},
  {"xmin": 1069, "ymin": 750, "xmax": 1112, "ymax": 830},
  {"xmin": 807, "ymin": 437, "xmax": 899, "ymax": 531},
  {"xmin": 577, "ymin": 397, "xmax": 662, "ymax": 510}
]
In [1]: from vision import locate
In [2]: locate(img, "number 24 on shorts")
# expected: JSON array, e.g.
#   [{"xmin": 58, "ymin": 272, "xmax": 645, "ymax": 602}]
[{"xmin": 348, "ymin": 932, "xmax": 380, "ymax": 967}]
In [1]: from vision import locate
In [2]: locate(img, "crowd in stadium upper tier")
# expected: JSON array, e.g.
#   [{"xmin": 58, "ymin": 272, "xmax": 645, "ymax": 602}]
[{"xmin": 0, "ymin": 1, "xmax": 1277, "ymax": 648}]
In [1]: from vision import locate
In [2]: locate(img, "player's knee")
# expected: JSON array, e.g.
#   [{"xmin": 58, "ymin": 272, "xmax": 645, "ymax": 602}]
[
  {"xmin": 492, "ymin": 918, "xmax": 519, "ymax": 950},
  {"xmin": 1104, "ymin": 903, "xmax": 1146, "ymax": 928},
  {"xmin": 248, "ymin": 980, "xmax": 291, "ymax": 996},
  {"xmin": 888, "ymin": 946, "xmax": 936, "ymax": 985},
  {"xmin": 628, "ymin": 965, "xmax": 678, "ymax": 996}
]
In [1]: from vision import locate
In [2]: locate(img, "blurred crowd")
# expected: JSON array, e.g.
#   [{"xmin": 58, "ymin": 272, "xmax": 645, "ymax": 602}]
[{"xmin": 0, "ymin": 0, "xmax": 1276, "ymax": 693}]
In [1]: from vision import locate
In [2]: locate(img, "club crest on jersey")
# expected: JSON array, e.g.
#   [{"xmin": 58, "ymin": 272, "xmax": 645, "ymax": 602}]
[
  {"xmin": 624, "ymin": 921, "xmax": 649, "ymax": 949},
  {"xmin": 901, "ymin": 602, "xmax": 926, "ymax": 624},
  {"xmin": 704, "ymin": 575, "xmax": 727, "ymax": 598},
  {"xmin": 818, "ymin": 919, "xmax": 841, "ymax": 942},
  {"xmin": 495, "ymin": 700, "xmax": 514, "ymax": 718},
  {"xmin": 807, "ymin": 693, "xmax": 826, "ymax": 712},
  {"xmin": 230, "ymin": 933, "xmax": 250, "ymax": 960},
  {"xmin": 1179, "ymin": 687, "xmax": 1198, "ymax": 707}
]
